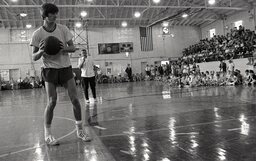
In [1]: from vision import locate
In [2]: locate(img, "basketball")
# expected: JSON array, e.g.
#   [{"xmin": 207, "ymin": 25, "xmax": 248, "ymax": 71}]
[{"xmin": 43, "ymin": 36, "xmax": 62, "ymax": 55}]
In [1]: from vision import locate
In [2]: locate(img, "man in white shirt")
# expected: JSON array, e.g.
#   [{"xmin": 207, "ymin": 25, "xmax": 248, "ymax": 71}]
[
  {"xmin": 30, "ymin": 3, "xmax": 91, "ymax": 145},
  {"xmin": 227, "ymin": 59, "xmax": 235, "ymax": 73},
  {"xmin": 78, "ymin": 49, "xmax": 97, "ymax": 104}
]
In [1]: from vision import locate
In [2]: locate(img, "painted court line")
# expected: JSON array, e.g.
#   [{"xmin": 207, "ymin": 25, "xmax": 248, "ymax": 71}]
[
  {"xmin": 123, "ymin": 131, "xmax": 145, "ymax": 135},
  {"xmin": 94, "ymin": 125, "xmax": 107, "ymax": 130},
  {"xmin": 227, "ymin": 128, "xmax": 241, "ymax": 131}
]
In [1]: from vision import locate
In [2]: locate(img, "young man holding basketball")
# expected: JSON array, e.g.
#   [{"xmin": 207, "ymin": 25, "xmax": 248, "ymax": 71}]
[{"xmin": 30, "ymin": 3, "xmax": 91, "ymax": 145}]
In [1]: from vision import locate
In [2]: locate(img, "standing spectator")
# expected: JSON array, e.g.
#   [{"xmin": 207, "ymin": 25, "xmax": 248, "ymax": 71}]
[
  {"xmin": 150, "ymin": 65, "xmax": 155, "ymax": 79},
  {"xmin": 145, "ymin": 64, "xmax": 151, "ymax": 77},
  {"xmin": 162, "ymin": 64, "xmax": 167, "ymax": 76},
  {"xmin": 158, "ymin": 65, "xmax": 164, "ymax": 76},
  {"xmin": 196, "ymin": 65, "xmax": 200, "ymax": 74},
  {"xmin": 125, "ymin": 64, "xmax": 133, "ymax": 82},
  {"xmin": 219, "ymin": 60, "xmax": 227, "ymax": 74},
  {"xmin": 227, "ymin": 59, "xmax": 235, "ymax": 73},
  {"xmin": 78, "ymin": 49, "xmax": 97, "ymax": 104}
]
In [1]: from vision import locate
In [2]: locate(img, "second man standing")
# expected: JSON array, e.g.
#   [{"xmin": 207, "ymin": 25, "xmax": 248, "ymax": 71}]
[{"xmin": 78, "ymin": 49, "xmax": 97, "ymax": 104}]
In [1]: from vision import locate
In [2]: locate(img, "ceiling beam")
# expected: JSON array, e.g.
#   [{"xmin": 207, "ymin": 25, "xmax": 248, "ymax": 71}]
[
  {"xmin": 0, "ymin": 17, "xmax": 150, "ymax": 21},
  {"xmin": 2, "ymin": 0, "xmax": 9, "ymax": 6},
  {"xmin": 0, "ymin": 16, "xmax": 217, "ymax": 22},
  {"xmin": 95, "ymin": 8, "xmax": 106, "ymax": 18},
  {"xmin": 0, "ymin": 4, "xmax": 246, "ymax": 10}
]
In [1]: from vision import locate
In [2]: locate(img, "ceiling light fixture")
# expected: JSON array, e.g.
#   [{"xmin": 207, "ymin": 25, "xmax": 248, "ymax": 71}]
[
  {"xmin": 20, "ymin": 13, "xmax": 27, "ymax": 17},
  {"xmin": 26, "ymin": 24, "xmax": 32, "ymax": 29},
  {"xmin": 75, "ymin": 22, "xmax": 82, "ymax": 28},
  {"xmin": 208, "ymin": 0, "xmax": 216, "ymax": 5},
  {"xmin": 11, "ymin": 0, "xmax": 18, "ymax": 2},
  {"xmin": 121, "ymin": 21, "xmax": 128, "ymax": 27},
  {"xmin": 134, "ymin": 11, "xmax": 141, "ymax": 18},
  {"xmin": 182, "ymin": 13, "xmax": 188, "ymax": 18},
  {"xmin": 153, "ymin": 0, "xmax": 161, "ymax": 4},
  {"xmin": 80, "ymin": 11, "xmax": 88, "ymax": 17},
  {"xmin": 162, "ymin": 21, "xmax": 169, "ymax": 27},
  {"xmin": 87, "ymin": 0, "xmax": 93, "ymax": 2}
]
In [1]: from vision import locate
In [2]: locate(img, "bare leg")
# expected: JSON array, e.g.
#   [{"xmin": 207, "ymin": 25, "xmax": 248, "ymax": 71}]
[
  {"xmin": 63, "ymin": 78, "xmax": 92, "ymax": 142},
  {"xmin": 44, "ymin": 82, "xmax": 59, "ymax": 145},
  {"xmin": 63, "ymin": 78, "xmax": 81, "ymax": 121},
  {"xmin": 44, "ymin": 82, "xmax": 57, "ymax": 129}
]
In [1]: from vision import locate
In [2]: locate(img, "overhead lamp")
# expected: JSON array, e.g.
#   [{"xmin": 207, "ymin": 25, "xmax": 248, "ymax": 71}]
[
  {"xmin": 87, "ymin": 0, "xmax": 93, "ymax": 2},
  {"xmin": 80, "ymin": 11, "xmax": 88, "ymax": 17},
  {"xmin": 182, "ymin": 13, "xmax": 188, "ymax": 18},
  {"xmin": 26, "ymin": 24, "xmax": 32, "ymax": 29},
  {"xmin": 75, "ymin": 22, "xmax": 82, "ymax": 28},
  {"xmin": 20, "ymin": 13, "xmax": 27, "ymax": 17},
  {"xmin": 153, "ymin": 0, "xmax": 161, "ymax": 4},
  {"xmin": 162, "ymin": 21, "xmax": 169, "ymax": 27},
  {"xmin": 134, "ymin": 11, "xmax": 141, "ymax": 18},
  {"xmin": 208, "ymin": 0, "xmax": 216, "ymax": 5},
  {"xmin": 121, "ymin": 21, "xmax": 127, "ymax": 27},
  {"xmin": 11, "ymin": 0, "xmax": 18, "ymax": 2}
]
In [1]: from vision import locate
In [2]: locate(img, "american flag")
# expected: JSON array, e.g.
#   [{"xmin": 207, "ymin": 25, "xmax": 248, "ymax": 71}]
[{"xmin": 139, "ymin": 27, "xmax": 153, "ymax": 51}]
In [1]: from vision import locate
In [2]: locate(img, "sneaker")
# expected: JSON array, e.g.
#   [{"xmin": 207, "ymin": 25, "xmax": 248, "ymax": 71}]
[
  {"xmin": 77, "ymin": 130, "xmax": 92, "ymax": 142},
  {"xmin": 86, "ymin": 100, "xmax": 90, "ymax": 104},
  {"xmin": 45, "ymin": 135, "xmax": 59, "ymax": 146}
]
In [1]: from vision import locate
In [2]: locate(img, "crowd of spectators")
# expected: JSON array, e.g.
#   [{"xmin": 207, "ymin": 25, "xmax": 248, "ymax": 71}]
[
  {"xmin": 164, "ymin": 66, "xmax": 256, "ymax": 88},
  {"xmin": 182, "ymin": 26, "xmax": 256, "ymax": 63},
  {"xmin": 95, "ymin": 73, "xmax": 145, "ymax": 84},
  {"xmin": 146, "ymin": 60, "xmax": 256, "ymax": 88},
  {"xmin": 0, "ymin": 75, "xmax": 44, "ymax": 90}
]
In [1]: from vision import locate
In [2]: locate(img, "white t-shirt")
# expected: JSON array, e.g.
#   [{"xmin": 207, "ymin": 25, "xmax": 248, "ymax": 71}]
[
  {"xmin": 78, "ymin": 56, "xmax": 95, "ymax": 78},
  {"xmin": 228, "ymin": 62, "xmax": 235, "ymax": 72},
  {"xmin": 30, "ymin": 24, "xmax": 73, "ymax": 68}
]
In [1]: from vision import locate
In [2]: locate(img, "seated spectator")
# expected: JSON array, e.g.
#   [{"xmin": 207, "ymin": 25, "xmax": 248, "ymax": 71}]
[
  {"xmin": 247, "ymin": 70, "xmax": 256, "ymax": 85},
  {"xmin": 182, "ymin": 27, "xmax": 256, "ymax": 64},
  {"xmin": 244, "ymin": 69, "xmax": 250, "ymax": 85}
]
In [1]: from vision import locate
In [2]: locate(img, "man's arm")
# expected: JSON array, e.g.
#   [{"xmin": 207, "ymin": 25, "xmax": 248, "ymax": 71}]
[
  {"xmin": 61, "ymin": 39, "xmax": 77, "ymax": 53},
  {"xmin": 32, "ymin": 46, "xmax": 45, "ymax": 61},
  {"xmin": 78, "ymin": 57, "xmax": 85, "ymax": 69}
]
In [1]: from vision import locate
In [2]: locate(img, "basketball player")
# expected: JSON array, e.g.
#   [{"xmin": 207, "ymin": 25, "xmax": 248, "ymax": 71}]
[
  {"xmin": 30, "ymin": 3, "xmax": 91, "ymax": 145},
  {"xmin": 78, "ymin": 49, "xmax": 97, "ymax": 104}
]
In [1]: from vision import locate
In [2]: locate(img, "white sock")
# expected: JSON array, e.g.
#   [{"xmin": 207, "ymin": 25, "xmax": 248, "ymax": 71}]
[
  {"xmin": 75, "ymin": 121, "xmax": 83, "ymax": 132},
  {"xmin": 44, "ymin": 125, "xmax": 52, "ymax": 137}
]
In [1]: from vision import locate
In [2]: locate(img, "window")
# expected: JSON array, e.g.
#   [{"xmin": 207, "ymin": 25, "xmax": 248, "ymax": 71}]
[
  {"xmin": 0, "ymin": 70, "xmax": 10, "ymax": 81},
  {"xmin": 10, "ymin": 29, "xmax": 33, "ymax": 42},
  {"xmin": 209, "ymin": 28, "xmax": 216, "ymax": 38},
  {"xmin": 234, "ymin": 20, "xmax": 243, "ymax": 28}
]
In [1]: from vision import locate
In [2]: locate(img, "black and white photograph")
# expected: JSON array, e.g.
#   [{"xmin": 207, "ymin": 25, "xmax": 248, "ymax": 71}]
[{"xmin": 0, "ymin": 0, "xmax": 256, "ymax": 161}]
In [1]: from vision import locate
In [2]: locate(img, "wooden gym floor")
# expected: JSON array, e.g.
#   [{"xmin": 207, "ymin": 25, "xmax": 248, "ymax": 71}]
[{"xmin": 1, "ymin": 81, "xmax": 256, "ymax": 161}]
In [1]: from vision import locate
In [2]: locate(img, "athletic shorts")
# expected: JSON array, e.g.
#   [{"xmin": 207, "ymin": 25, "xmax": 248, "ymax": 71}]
[{"xmin": 41, "ymin": 66, "xmax": 74, "ymax": 85}]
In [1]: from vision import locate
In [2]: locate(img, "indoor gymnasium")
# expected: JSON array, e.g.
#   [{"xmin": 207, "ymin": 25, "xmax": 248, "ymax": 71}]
[{"xmin": 0, "ymin": 0, "xmax": 256, "ymax": 161}]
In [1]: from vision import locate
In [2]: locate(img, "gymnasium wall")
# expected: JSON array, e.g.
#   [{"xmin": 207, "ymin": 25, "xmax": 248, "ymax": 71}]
[
  {"xmin": 76, "ymin": 25, "xmax": 200, "ymax": 75},
  {"xmin": 0, "ymin": 25, "xmax": 200, "ymax": 80},
  {"xmin": 0, "ymin": 29, "xmax": 42, "ymax": 80},
  {"xmin": 201, "ymin": 6, "xmax": 256, "ymax": 38}
]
